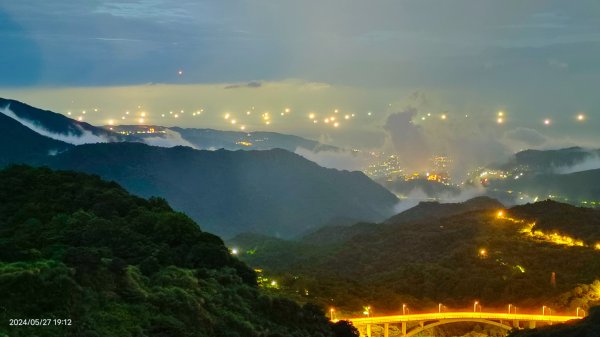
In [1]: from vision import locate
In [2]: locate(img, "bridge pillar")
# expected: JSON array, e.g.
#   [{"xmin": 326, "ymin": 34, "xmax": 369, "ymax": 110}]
[
  {"xmin": 384, "ymin": 323, "xmax": 389, "ymax": 337},
  {"xmin": 401, "ymin": 322, "xmax": 407, "ymax": 336},
  {"xmin": 513, "ymin": 320, "xmax": 519, "ymax": 329},
  {"xmin": 528, "ymin": 321, "xmax": 536, "ymax": 329},
  {"xmin": 366, "ymin": 323, "xmax": 371, "ymax": 337}
]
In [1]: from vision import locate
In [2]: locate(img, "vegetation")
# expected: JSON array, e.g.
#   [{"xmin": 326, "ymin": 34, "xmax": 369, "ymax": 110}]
[
  {"xmin": 0, "ymin": 166, "xmax": 351, "ymax": 337},
  {"xmin": 230, "ymin": 200, "xmax": 600, "ymax": 316}
]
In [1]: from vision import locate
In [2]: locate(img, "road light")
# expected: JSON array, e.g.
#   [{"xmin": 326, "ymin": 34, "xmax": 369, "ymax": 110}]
[
  {"xmin": 508, "ymin": 304, "xmax": 512, "ymax": 314},
  {"xmin": 474, "ymin": 301, "xmax": 480, "ymax": 312},
  {"xmin": 438, "ymin": 303, "xmax": 443, "ymax": 313},
  {"xmin": 330, "ymin": 308, "xmax": 335, "ymax": 321},
  {"xmin": 542, "ymin": 306, "xmax": 550, "ymax": 316},
  {"xmin": 402, "ymin": 304, "xmax": 408, "ymax": 315},
  {"xmin": 363, "ymin": 306, "xmax": 371, "ymax": 317}
]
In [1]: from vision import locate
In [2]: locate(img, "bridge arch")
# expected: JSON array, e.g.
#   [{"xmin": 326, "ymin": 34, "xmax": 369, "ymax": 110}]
[{"xmin": 405, "ymin": 318, "xmax": 513, "ymax": 337}]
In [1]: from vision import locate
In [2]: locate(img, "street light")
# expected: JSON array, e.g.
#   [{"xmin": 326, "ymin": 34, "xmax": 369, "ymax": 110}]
[
  {"xmin": 438, "ymin": 303, "xmax": 443, "ymax": 313},
  {"xmin": 402, "ymin": 304, "xmax": 408, "ymax": 315},
  {"xmin": 508, "ymin": 304, "xmax": 512, "ymax": 314},
  {"xmin": 542, "ymin": 306, "xmax": 550, "ymax": 316},
  {"xmin": 330, "ymin": 308, "xmax": 335, "ymax": 321},
  {"xmin": 363, "ymin": 306, "xmax": 371, "ymax": 317},
  {"xmin": 474, "ymin": 301, "xmax": 480, "ymax": 312}
]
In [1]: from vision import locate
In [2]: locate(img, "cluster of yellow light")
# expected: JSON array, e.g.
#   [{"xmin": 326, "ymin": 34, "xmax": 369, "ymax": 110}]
[
  {"xmin": 519, "ymin": 222, "xmax": 585, "ymax": 247},
  {"xmin": 344, "ymin": 311, "xmax": 582, "ymax": 325},
  {"xmin": 497, "ymin": 111, "xmax": 505, "ymax": 124},
  {"xmin": 577, "ymin": 114, "xmax": 586, "ymax": 121},
  {"xmin": 497, "ymin": 211, "xmax": 587, "ymax": 248}
]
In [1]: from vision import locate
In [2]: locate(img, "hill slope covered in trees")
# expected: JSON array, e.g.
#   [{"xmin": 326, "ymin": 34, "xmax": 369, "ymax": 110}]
[
  {"xmin": 0, "ymin": 166, "xmax": 354, "ymax": 337},
  {"xmin": 230, "ymin": 200, "xmax": 600, "ymax": 315}
]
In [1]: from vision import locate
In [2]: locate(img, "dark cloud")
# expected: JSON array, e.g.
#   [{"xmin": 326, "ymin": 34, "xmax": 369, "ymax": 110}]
[
  {"xmin": 224, "ymin": 81, "xmax": 262, "ymax": 89},
  {"xmin": 504, "ymin": 127, "xmax": 548, "ymax": 147},
  {"xmin": 383, "ymin": 108, "xmax": 431, "ymax": 170}
]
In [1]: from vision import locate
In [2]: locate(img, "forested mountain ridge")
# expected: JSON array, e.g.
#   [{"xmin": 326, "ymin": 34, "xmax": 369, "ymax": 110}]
[
  {"xmin": 44, "ymin": 142, "xmax": 397, "ymax": 238},
  {"xmin": 230, "ymin": 200, "xmax": 600, "ymax": 315},
  {"xmin": 0, "ymin": 165, "xmax": 353, "ymax": 337}
]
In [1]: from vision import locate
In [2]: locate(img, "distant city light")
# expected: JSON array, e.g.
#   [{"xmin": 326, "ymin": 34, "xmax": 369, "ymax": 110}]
[
  {"xmin": 577, "ymin": 114, "xmax": 586, "ymax": 121},
  {"xmin": 544, "ymin": 119, "xmax": 551, "ymax": 125}
]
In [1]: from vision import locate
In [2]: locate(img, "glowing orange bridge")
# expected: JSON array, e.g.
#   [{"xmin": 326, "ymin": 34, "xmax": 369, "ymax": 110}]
[{"xmin": 343, "ymin": 312, "xmax": 581, "ymax": 337}]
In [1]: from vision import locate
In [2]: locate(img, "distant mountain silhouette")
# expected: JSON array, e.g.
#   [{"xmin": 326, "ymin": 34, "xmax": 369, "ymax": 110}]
[
  {"xmin": 107, "ymin": 124, "xmax": 339, "ymax": 152},
  {"xmin": 489, "ymin": 168, "xmax": 600, "ymax": 203},
  {"xmin": 0, "ymin": 112, "xmax": 72, "ymax": 166},
  {"xmin": 0, "ymin": 99, "xmax": 397, "ymax": 238},
  {"xmin": 43, "ymin": 142, "xmax": 398, "ymax": 238},
  {"xmin": 499, "ymin": 147, "xmax": 600, "ymax": 173},
  {"xmin": 0, "ymin": 98, "xmax": 127, "ymax": 143}
]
